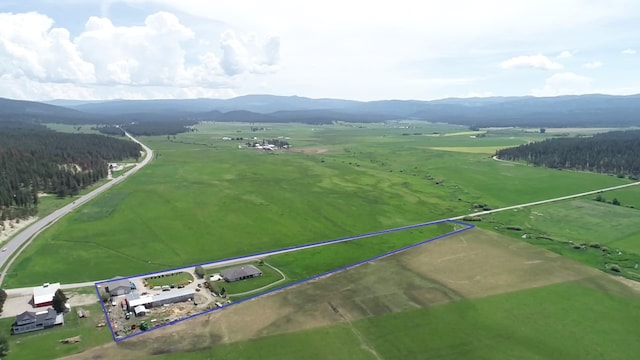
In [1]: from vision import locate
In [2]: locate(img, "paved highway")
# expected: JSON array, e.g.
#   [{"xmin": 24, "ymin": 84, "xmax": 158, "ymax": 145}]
[{"xmin": 0, "ymin": 132, "xmax": 153, "ymax": 285}]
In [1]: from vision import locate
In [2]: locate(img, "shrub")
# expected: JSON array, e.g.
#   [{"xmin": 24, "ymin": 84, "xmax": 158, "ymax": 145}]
[
  {"xmin": 0, "ymin": 289, "xmax": 6, "ymax": 314},
  {"xmin": 195, "ymin": 266, "xmax": 205, "ymax": 279},
  {"xmin": 609, "ymin": 264, "xmax": 622, "ymax": 273}
]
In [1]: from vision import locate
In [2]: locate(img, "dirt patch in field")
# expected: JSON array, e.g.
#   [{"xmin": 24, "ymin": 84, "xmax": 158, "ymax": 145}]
[
  {"xmin": 399, "ymin": 227, "xmax": 601, "ymax": 299},
  {"xmin": 291, "ymin": 147, "xmax": 329, "ymax": 154},
  {"xmin": 64, "ymin": 228, "xmax": 637, "ymax": 360}
]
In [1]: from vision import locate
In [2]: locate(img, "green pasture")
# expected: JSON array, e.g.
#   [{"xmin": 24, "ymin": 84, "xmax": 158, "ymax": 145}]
[
  {"xmin": 596, "ymin": 186, "xmax": 640, "ymax": 209},
  {"xmin": 45, "ymin": 123, "xmax": 103, "ymax": 134},
  {"xmin": 477, "ymin": 197, "xmax": 640, "ymax": 280},
  {"xmin": 5, "ymin": 123, "xmax": 631, "ymax": 286},
  {"xmin": 144, "ymin": 272, "xmax": 194, "ymax": 287},
  {"xmin": 483, "ymin": 198, "xmax": 640, "ymax": 253},
  {"xmin": 0, "ymin": 303, "xmax": 112, "ymax": 360},
  {"xmin": 266, "ymin": 223, "xmax": 454, "ymax": 283},
  {"xmin": 155, "ymin": 280, "xmax": 640, "ymax": 360}
]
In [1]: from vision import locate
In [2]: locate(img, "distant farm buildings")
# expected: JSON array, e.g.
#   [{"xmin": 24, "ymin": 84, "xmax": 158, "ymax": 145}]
[
  {"xmin": 32, "ymin": 283, "xmax": 60, "ymax": 308},
  {"xmin": 220, "ymin": 265, "xmax": 262, "ymax": 282}
]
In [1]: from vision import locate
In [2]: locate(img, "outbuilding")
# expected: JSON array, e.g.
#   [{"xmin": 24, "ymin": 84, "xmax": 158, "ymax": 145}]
[
  {"xmin": 32, "ymin": 283, "xmax": 61, "ymax": 308},
  {"xmin": 125, "ymin": 293, "xmax": 153, "ymax": 310},
  {"xmin": 220, "ymin": 265, "xmax": 262, "ymax": 282},
  {"xmin": 134, "ymin": 305, "xmax": 147, "ymax": 317},
  {"xmin": 150, "ymin": 288, "xmax": 195, "ymax": 308},
  {"xmin": 103, "ymin": 278, "xmax": 133, "ymax": 296}
]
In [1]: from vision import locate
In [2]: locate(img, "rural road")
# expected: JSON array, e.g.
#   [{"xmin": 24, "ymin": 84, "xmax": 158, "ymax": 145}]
[
  {"xmin": 449, "ymin": 156, "xmax": 640, "ymax": 219},
  {"xmin": 0, "ymin": 131, "xmax": 153, "ymax": 286},
  {"xmin": 450, "ymin": 179, "xmax": 640, "ymax": 219}
]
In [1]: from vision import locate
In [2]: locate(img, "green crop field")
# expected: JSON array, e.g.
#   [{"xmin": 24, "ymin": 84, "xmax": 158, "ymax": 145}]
[
  {"xmin": 265, "ymin": 223, "xmax": 455, "ymax": 282},
  {"xmin": 153, "ymin": 280, "xmax": 640, "ymax": 360},
  {"xmin": 4, "ymin": 123, "xmax": 632, "ymax": 287}
]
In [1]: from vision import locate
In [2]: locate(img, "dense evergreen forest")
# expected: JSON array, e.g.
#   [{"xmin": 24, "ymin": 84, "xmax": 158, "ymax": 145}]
[
  {"xmin": 0, "ymin": 120, "xmax": 143, "ymax": 221},
  {"xmin": 495, "ymin": 130, "xmax": 640, "ymax": 178}
]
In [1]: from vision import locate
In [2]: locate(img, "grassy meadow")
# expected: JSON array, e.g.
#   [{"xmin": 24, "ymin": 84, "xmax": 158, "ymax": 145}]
[
  {"xmin": 4, "ymin": 123, "xmax": 632, "ymax": 287},
  {"xmin": 154, "ymin": 281, "xmax": 640, "ymax": 360},
  {"xmin": 477, "ymin": 196, "xmax": 640, "ymax": 281}
]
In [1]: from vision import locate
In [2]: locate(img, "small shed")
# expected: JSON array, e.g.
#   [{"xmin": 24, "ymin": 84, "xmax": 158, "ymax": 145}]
[{"xmin": 134, "ymin": 305, "xmax": 146, "ymax": 317}]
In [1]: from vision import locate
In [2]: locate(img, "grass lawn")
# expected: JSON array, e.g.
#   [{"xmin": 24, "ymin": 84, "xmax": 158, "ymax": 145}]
[
  {"xmin": 5, "ymin": 124, "xmax": 631, "ymax": 287},
  {"xmin": 0, "ymin": 303, "xmax": 112, "ymax": 359},
  {"xmin": 144, "ymin": 272, "xmax": 194, "ymax": 287},
  {"xmin": 154, "ymin": 280, "xmax": 640, "ymax": 360}
]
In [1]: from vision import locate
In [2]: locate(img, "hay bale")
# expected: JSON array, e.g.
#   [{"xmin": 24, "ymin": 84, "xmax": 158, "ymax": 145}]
[{"xmin": 60, "ymin": 336, "xmax": 81, "ymax": 344}]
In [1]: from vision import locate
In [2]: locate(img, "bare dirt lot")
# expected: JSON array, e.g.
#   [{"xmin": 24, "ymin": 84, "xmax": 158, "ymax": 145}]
[
  {"xmin": 64, "ymin": 228, "xmax": 637, "ymax": 359},
  {"xmin": 290, "ymin": 147, "xmax": 329, "ymax": 154}
]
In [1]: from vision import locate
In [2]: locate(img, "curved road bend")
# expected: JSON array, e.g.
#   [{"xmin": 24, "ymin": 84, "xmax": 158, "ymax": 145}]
[{"xmin": 0, "ymin": 132, "xmax": 154, "ymax": 285}]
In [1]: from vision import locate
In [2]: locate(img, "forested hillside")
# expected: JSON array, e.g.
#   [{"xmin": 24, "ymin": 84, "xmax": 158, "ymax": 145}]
[
  {"xmin": 0, "ymin": 121, "xmax": 143, "ymax": 221},
  {"xmin": 495, "ymin": 130, "xmax": 640, "ymax": 177}
]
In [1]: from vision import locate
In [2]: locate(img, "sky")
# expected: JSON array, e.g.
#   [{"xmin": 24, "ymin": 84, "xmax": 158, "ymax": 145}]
[{"xmin": 0, "ymin": 0, "xmax": 639, "ymax": 101}]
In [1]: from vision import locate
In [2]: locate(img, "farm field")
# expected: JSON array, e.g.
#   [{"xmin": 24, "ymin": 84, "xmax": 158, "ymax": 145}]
[
  {"xmin": 4, "ymin": 123, "xmax": 631, "ymax": 287},
  {"xmin": 64, "ymin": 228, "xmax": 640, "ymax": 360},
  {"xmin": 477, "ymin": 197, "xmax": 640, "ymax": 281}
]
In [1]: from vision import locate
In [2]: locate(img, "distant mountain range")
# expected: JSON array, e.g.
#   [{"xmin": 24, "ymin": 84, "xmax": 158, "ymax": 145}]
[{"xmin": 1, "ymin": 93, "xmax": 639, "ymax": 128}]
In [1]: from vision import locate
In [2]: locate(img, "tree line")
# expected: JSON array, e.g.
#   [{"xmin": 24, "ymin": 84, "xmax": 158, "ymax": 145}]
[
  {"xmin": 94, "ymin": 121, "xmax": 198, "ymax": 136},
  {"xmin": 0, "ymin": 120, "xmax": 143, "ymax": 221},
  {"xmin": 495, "ymin": 130, "xmax": 640, "ymax": 177}
]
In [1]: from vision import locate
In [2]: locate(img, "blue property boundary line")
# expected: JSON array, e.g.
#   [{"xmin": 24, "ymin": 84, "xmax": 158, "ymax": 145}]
[{"xmin": 95, "ymin": 219, "xmax": 474, "ymax": 342}]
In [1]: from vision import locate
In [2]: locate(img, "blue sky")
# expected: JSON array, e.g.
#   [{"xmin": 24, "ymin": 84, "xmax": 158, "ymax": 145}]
[{"xmin": 0, "ymin": 0, "xmax": 638, "ymax": 101}]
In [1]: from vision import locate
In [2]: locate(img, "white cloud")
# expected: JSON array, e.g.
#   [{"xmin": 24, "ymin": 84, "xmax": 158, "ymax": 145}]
[
  {"xmin": 582, "ymin": 61, "xmax": 602, "ymax": 69},
  {"xmin": 0, "ymin": 11, "xmax": 281, "ymax": 94},
  {"xmin": 532, "ymin": 72, "xmax": 593, "ymax": 96},
  {"xmin": 219, "ymin": 30, "xmax": 279, "ymax": 76},
  {"xmin": 0, "ymin": 12, "xmax": 95, "ymax": 83},
  {"xmin": 500, "ymin": 54, "xmax": 563, "ymax": 71},
  {"xmin": 557, "ymin": 50, "xmax": 573, "ymax": 58},
  {"xmin": 621, "ymin": 49, "xmax": 636, "ymax": 55},
  {"xmin": 2, "ymin": 1, "xmax": 640, "ymax": 100}
]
